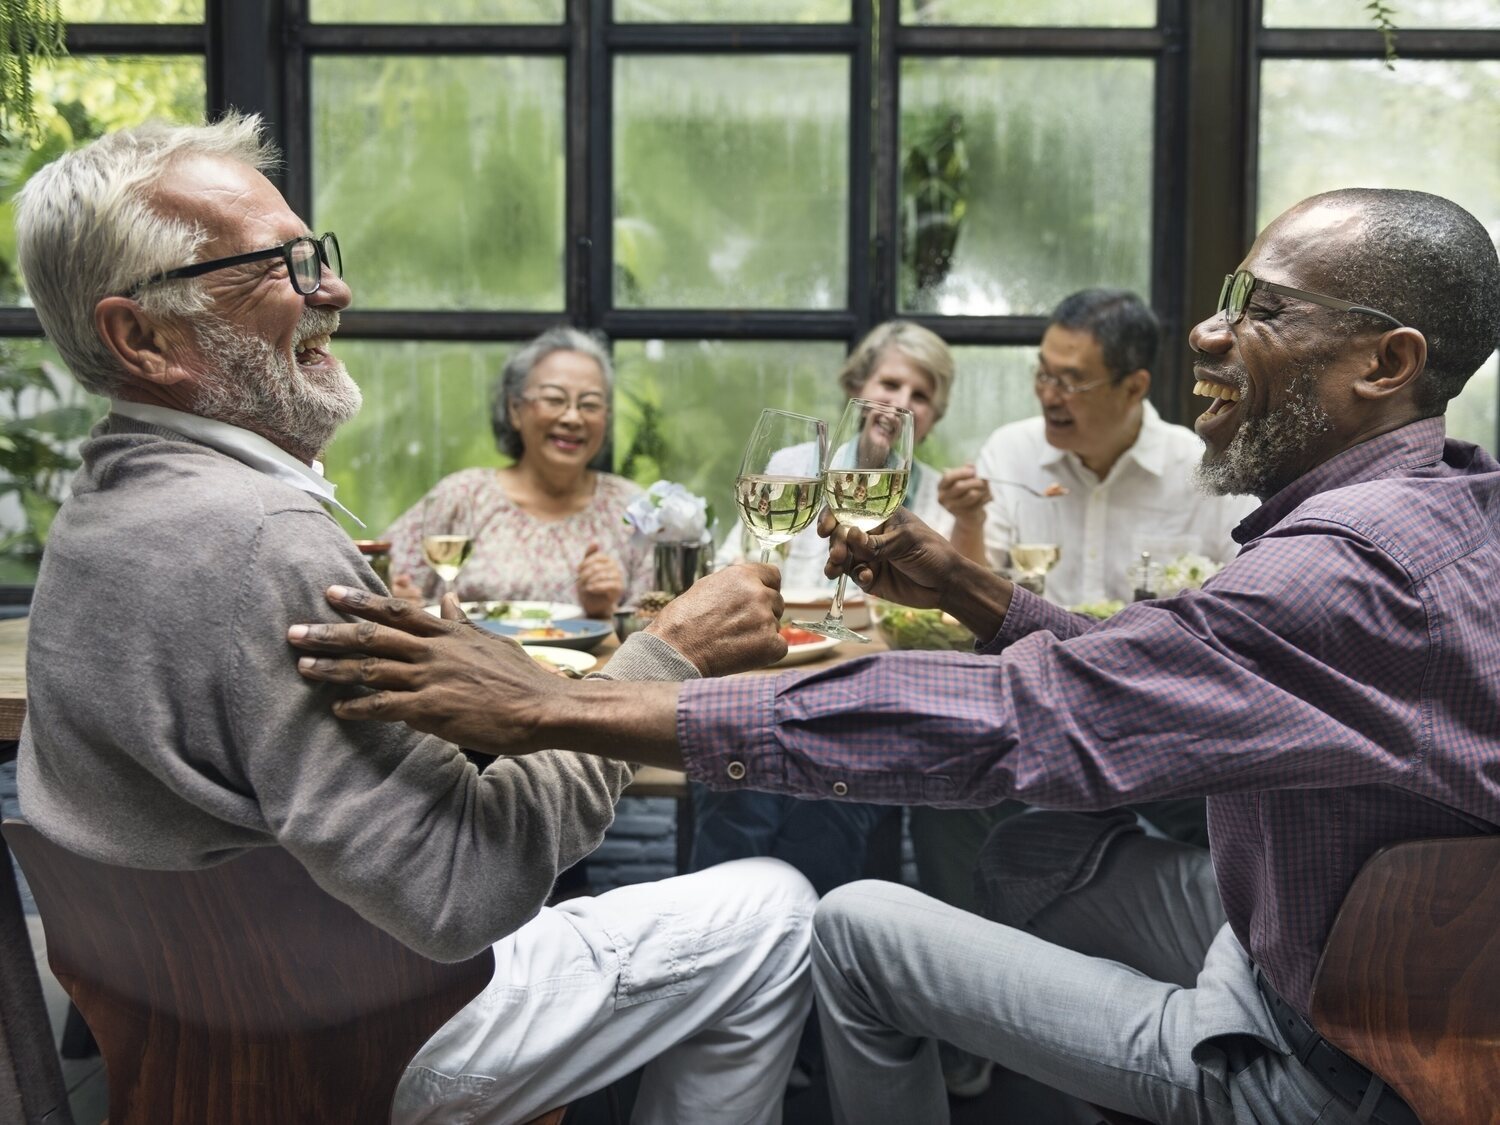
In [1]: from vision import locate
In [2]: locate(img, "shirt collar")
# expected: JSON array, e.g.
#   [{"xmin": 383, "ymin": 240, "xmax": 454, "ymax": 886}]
[
  {"xmin": 1232, "ymin": 416, "xmax": 1447, "ymax": 545},
  {"xmin": 1040, "ymin": 400, "xmax": 1167, "ymax": 479},
  {"xmin": 108, "ymin": 400, "xmax": 364, "ymax": 527}
]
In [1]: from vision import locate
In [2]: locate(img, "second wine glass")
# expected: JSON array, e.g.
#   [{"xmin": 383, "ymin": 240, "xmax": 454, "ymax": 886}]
[
  {"xmin": 734, "ymin": 409, "xmax": 828, "ymax": 565},
  {"xmin": 421, "ymin": 489, "xmax": 474, "ymax": 603},
  {"xmin": 796, "ymin": 398, "xmax": 914, "ymax": 643}
]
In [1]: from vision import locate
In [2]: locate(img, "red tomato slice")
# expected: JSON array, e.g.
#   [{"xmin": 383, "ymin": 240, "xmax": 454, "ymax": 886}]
[{"xmin": 779, "ymin": 626, "xmax": 823, "ymax": 646}]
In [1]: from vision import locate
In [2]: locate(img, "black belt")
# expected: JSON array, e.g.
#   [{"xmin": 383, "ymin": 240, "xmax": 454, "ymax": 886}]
[{"xmin": 1254, "ymin": 968, "xmax": 1420, "ymax": 1125}]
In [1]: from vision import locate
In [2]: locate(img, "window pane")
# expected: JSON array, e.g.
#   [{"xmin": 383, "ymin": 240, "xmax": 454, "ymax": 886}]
[
  {"xmin": 617, "ymin": 0, "xmax": 849, "ymax": 22},
  {"xmin": 901, "ymin": 0, "xmax": 1153, "ymax": 26},
  {"xmin": 321, "ymin": 341, "xmax": 514, "ymax": 537},
  {"xmin": 614, "ymin": 56, "xmax": 849, "ymax": 309},
  {"xmin": 2, "ymin": 56, "xmax": 206, "ymax": 305},
  {"xmin": 900, "ymin": 57, "xmax": 1153, "ymax": 315},
  {"xmin": 1260, "ymin": 59, "xmax": 1500, "ymax": 456},
  {"xmin": 1448, "ymin": 354, "xmax": 1498, "ymax": 455},
  {"xmin": 916, "ymin": 347, "xmax": 1040, "ymax": 470},
  {"xmin": 62, "ymin": 0, "xmax": 201, "ymax": 20},
  {"xmin": 0, "ymin": 342, "xmax": 106, "ymax": 583},
  {"xmin": 612, "ymin": 340, "xmax": 848, "ymax": 531},
  {"xmin": 1264, "ymin": 0, "xmax": 1499, "ymax": 29},
  {"xmin": 312, "ymin": 56, "xmax": 566, "ymax": 311},
  {"xmin": 312, "ymin": 0, "xmax": 563, "ymax": 21}
]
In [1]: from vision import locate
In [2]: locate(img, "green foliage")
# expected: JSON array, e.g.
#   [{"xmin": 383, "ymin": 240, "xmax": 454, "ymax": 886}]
[
  {"xmin": 0, "ymin": 0, "xmax": 66, "ymax": 141},
  {"xmin": 1366, "ymin": 1, "xmax": 1399, "ymax": 70},
  {"xmin": 901, "ymin": 107, "xmax": 969, "ymax": 297},
  {"xmin": 0, "ymin": 342, "xmax": 96, "ymax": 569}
]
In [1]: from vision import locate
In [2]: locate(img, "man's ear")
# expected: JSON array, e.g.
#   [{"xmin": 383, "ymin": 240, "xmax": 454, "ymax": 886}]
[
  {"xmin": 94, "ymin": 297, "xmax": 195, "ymax": 386},
  {"xmin": 1352, "ymin": 327, "xmax": 1426, "ymax": 402},
  {"xmin": 1121, "ymin": 367, "xmax": 1151, "ymax": 405}
]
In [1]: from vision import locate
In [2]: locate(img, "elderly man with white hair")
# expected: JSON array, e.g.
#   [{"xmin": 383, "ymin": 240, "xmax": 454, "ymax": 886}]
[{"xmin": 14, "ymin": 114, "xmax": 814, "ymax": 1125}]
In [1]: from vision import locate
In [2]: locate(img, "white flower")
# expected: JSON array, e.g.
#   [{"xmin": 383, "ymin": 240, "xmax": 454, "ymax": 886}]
[
  {"xmin": 1159, "ymin": 553, "xmax": 1223, "ymax": 595},
  {"xmin": 624, "ymin": 480, "xmax": 711, "ymax": 543}
]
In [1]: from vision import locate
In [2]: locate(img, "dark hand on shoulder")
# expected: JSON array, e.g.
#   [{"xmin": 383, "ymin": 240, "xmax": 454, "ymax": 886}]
[{"xmin": 287, "ymin": 588, "xmax": 564, "ymax": 756}]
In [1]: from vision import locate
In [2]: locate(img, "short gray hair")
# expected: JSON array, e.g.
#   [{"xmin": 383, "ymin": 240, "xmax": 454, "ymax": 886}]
[
  {"xmin": 490, "ymin": 327, "xmax": 614, "ymax": 459},
  {"xmin": 15, "ymin": 113, "xmax": 279, "ymax": 398}
]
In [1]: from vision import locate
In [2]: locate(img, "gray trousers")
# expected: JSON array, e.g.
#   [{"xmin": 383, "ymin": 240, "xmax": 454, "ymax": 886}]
[{"xmin": 811, "ymin": 834, "xmax": 1364, "ymax": 1124}]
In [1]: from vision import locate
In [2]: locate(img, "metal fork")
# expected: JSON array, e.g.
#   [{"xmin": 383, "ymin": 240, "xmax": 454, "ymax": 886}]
[{"xmin": 978, "ymin": 478, "xmax": 1069, "ymax": 499}]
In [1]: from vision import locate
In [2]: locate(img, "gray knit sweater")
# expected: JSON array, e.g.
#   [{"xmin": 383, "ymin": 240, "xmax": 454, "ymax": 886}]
[{"xmin": 18, "ymin": 417, "xmax": 697, "ymax": 961}]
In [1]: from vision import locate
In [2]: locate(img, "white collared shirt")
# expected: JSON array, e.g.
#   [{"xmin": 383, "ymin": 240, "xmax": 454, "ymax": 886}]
[
  {"xmin": 108, "ymin": 400, "xmax": 363, "ymax": 526},
  {"xmin": 974, "ymin": 401, "xmax": 1256, "ymax": 607}
]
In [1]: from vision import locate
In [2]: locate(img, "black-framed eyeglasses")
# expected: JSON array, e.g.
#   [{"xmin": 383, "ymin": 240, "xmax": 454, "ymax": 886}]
[
  {"xmin": 131, "ymin": 232, "xmax": 342, "ymax": 297},
  {"xmin": 1217, "ymin": 269, "xmax": 1403, "ymax": 330},
  {"xmin": 1033, "ymin": 357, "xmax": 1113, "ymax": 398}
]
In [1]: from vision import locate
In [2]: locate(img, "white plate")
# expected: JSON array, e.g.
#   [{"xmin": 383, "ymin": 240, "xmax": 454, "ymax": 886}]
[
  {"xmin": 772, "ymin": 635, "xmax": 842, "ymax": 667},
  {"xmin": 523, "ymin": 646, "xmax": 598, "ymax": 675},
  {"xmin": 424, "ymin": 600, "xmax": 584, "ymax": 623},
  {"xmin": 779, "ymin": 587, "xmax": 870, "ymax": 629}
]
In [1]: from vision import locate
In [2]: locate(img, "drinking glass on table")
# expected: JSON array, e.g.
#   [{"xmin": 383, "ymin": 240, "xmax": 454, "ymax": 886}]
[
  {"xmin": 421, "ymin": 490, "xmax": 474, "ymax": 602},
  {"xmin": 734, "ymin": 409, "xmax": 828, "ymax": 565},
  {"xmin": 1010, "ymin": 542, "xmax": 1061, "ymax": 597},
  {"xmin": 796, "ymin": 398, "xmax": 915, "ymax": 643}
]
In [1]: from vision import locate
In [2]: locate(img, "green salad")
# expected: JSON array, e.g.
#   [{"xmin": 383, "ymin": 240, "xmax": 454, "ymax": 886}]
[
  {"xmin": 875, "ymin": 605, "xmax": 975, "ymax": 651},
  {"xmin": 1070, "ymin": 599, "xmax": 1125, "ymax": 620}
]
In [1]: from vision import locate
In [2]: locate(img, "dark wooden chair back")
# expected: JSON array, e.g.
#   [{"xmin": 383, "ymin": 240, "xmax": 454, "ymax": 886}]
[
  {"xmin": 2, "ymin": 820, "xmax": 499, "ymax": 1125},
  {"xmin": 1309, "ymin": 834, "xmax": 1500, "ymax": 1125}
]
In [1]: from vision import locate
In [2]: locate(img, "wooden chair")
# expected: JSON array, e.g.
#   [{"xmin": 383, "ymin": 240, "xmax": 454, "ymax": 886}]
[
  {"xmin": 1309, "ymin": 834, "xmax": 1500, "ymax": 1125},
  {"xmin": 2, "ymin": 820, "xmax": 569, "ymax": 1125}
]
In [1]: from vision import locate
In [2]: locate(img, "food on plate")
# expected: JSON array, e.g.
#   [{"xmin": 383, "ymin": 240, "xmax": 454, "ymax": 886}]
[
  {"xmin": 778, "ymin": 625, "xmax": 824, "ymax": 646},
  {"xmin": 1071, "ymin": 599, "xmax": 1125, "ymax": 620},
  {"xmin": 874, "ymin": 605, "xmax": 974, "ymax": 651},
  {"xmin": 475, "ymin": 601, "xmax": 512, "ymax": 620},
  {"xmin": 1042, "ymin": 482, "xmax": 1069, "ymax": 498},
  {"xmin": 629, "ymin": 590, "xmax": 675, "ymax": 625},
  {"xmin": 515, "ymin": 626, "xmax": 569, "ymax": 641},
  {"xmin": 529, "ymin": 651, "xmax": 582, "ymax": 678}
]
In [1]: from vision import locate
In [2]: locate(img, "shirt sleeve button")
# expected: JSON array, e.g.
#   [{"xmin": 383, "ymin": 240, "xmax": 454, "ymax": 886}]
[
  {"xmin": 832, "ymin": 781, "xmax": 849, "ymax": 796},
  {"xmin": 727, "ymin": 761, "xmax": 746, "ymax": 780}
]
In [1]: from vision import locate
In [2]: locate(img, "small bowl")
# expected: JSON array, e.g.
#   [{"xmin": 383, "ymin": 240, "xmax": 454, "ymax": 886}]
[
  {"xmin": 613, "ymin": 608, "xmax": 647, "ymax": 643},
  {"xmin": 868, "ymin": 598, "xmax": 975, "ymax": 651}
]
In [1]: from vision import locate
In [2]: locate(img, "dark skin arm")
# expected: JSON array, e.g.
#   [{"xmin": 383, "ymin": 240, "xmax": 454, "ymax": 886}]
[
  {"xmin": 288, "ymin": 563, "xmax": 789, "ymax": 766},
  {"xmin": 818, "ymin": 507, "xmax": 1015, "ymax": 642}
]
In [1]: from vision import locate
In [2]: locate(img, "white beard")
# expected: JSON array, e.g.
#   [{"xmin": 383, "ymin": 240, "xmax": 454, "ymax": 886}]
[
  {"xmin": 1196, "ymin": 368, "xmax": 1332, "ymax": 500},
  {"xmin": 189, "ymin": 308, "xmax": 362, "ymax": 461}
]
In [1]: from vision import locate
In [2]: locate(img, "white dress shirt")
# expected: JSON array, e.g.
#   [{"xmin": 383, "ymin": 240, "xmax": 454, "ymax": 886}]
[
  {"xmin": 974, "ymin": 402, "xmax": 1256, "ymax": 607},
  {"xmin": 109, "ymin": 400, "xmax": 363, "ymax": 526}
]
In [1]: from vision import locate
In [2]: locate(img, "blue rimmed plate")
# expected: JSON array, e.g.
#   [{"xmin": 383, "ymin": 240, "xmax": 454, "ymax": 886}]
[{"xmin": 479, "ymin": 617, "xmax": 615, "ymax": 652}]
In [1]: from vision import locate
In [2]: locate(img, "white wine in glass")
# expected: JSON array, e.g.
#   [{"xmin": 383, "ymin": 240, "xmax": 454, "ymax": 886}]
[
  {"xmin": 1010, "ymin": 542, "xmax": 1061, "ymax": 597},
  {"xmin": 421, "ymin": 492, "xmax": 474, "ymax": 601},
  {"xmin": 796, "ymin": 398, "xmax": 915, "ymax": 643},
  {"xmin": 735, "ymin": 410, "xmax": 828, "ymax": 564}
]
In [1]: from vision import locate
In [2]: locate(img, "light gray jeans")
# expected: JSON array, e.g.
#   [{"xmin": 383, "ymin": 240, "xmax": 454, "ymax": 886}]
[
  {"xmin": 812, "ymin": 835, "xmax": 1365, "ymax": 1124},
  {"xmin": 396, "ymin": 856, "xmax": 816, "ymax": 1125}
]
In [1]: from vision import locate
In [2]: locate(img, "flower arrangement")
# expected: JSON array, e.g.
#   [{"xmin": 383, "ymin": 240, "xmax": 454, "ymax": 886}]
[
  {"xmin": 1159, "ymin": 553, "xmax": 1223, "ymax": 595},
  {"xmin": 623, "ymin": 480, "xmax": 712, "ymax": 544}
]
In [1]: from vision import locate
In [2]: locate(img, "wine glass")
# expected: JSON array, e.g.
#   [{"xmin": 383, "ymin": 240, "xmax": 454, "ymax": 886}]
[
  {"xmin": 734, "ymin": 409, "xmax": 828, "ymax": 565},
  {"xmin": 1009, "ymin": 542, "xmax": 1061, "ymax": 597},
  {"xmin": 421, "ymin": 490, "xmax": 474, "ymax": 604},
  {"xmin": 795, "ymin": 398, "xmax": 915, "ymax": 643}
]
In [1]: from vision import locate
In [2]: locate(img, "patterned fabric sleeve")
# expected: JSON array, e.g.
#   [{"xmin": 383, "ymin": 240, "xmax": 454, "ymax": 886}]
[{"xmin": 382, "ymin": 471, "xmax": 482, "ymax": 603}]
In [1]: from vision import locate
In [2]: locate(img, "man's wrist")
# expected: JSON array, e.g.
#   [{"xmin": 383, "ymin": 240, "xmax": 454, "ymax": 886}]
[{"xmin": 937, "ymin": 555, "xmax": 1013, "ymax": 639}]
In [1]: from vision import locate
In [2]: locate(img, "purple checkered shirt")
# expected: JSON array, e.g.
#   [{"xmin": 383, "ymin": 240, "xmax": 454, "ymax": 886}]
[{"xmin": 679, "ymin": 417, "xmax": 1500, "ymax": 1015}]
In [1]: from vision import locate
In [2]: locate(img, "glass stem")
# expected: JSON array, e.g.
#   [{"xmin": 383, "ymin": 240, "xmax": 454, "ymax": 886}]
[
  {"xmin": 759, "ymin": 546, "xmax": 772, "ymax": 565},
  {"xmin": 826, "ymin": 573, "xmax": 848, "ymax": 625}
]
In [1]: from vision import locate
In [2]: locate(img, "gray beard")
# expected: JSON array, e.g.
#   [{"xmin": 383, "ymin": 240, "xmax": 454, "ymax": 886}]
[
  {"xmin": 1196, "ymin": 368, "xmax": 1332, "ymax": 500},
  {"xmin": 190, "ymin": 309, "xmax": 362, "ymax": 462}
]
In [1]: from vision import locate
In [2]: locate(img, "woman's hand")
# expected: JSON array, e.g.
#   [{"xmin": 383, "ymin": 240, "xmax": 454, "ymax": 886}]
[
  {"xmin": 389, "ymin": 572, "xmax": 425, "ymax": 604},
  {"xmin": 937, "ymin": 465, "xmax": 992, "ymax": 566},
  {"xmin": 938, "ymin": 465, "xmax": 992, "ymax": 522},
  {"xmin": 576, "ymin": 542, "xmax": 625, "ymax": 618}
]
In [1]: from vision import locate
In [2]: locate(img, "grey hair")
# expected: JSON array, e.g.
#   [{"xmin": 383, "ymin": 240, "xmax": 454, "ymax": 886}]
[
  {"xmin": 1310, "ymin": 188, "xmax": 1500, "ymax": 414},
  {"xmin": 15, "ymin": 113, "xmax": 279, "ymax": 398},
  {"xmin": 490, "ymin": 327, "xmax": 614, "ymax": 459},
  {"xmin": 838, "ymin": 320, "xmax": 955, "ymax": 420}
]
